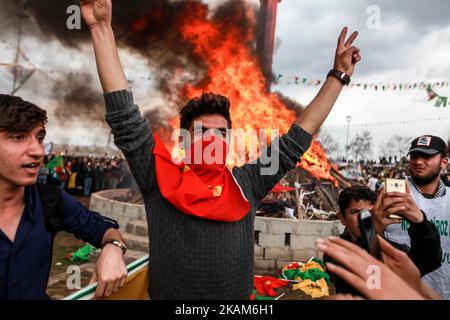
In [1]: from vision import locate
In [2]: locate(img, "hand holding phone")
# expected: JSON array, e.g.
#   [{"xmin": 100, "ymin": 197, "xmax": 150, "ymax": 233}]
[{"xmin": 382, "ymin": 181, "xmax": 425, "ymax": 224}]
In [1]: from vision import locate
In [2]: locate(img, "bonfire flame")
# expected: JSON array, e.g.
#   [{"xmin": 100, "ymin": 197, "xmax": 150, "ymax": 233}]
[{"xmin": 146, "ymin": 1, "xmax": 338, "ymax": 186}]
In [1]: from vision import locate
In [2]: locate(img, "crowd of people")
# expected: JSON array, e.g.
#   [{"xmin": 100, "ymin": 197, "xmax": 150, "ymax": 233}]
[
  {"xmin": 37, "ymin": 154, "xmax": 136, "ymax": 196},
  {"xmin": 339, "ymin": 157, "xmax": 450, "ymax": 192},
  {"xmin": 359, "ymin": 161, "xmax": 450, "ymax": 192}
]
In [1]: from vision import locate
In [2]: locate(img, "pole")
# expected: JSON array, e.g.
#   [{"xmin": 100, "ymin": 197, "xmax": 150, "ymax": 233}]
[
  {"xmin": 12, "ymin": 8, "xmax": 24, "ymax": 94},
  {"xmin": 345, "ymin": 115, "xmax": 352, "ymax": 160},
  {"xmin": 257, "ymin": 0, "xmax": 281, "ymax": 85},
  {"xmin": 10, "ymin": 1, "xmax": 34, "ymax": 96}
]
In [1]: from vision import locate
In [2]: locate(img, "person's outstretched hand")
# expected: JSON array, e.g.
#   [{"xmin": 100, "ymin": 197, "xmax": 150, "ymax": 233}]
[
  {"xmin": 89, "ymin": 244, "xmax": 128, "ymax": 299},
  {"xmin": 316, "ymin": 236, "xmax": 424, "ymax": 300},
  {"xmin": 377, "ymin": 236, "xmax": 422, "ymax": 292},
  {"xmin": 80, "ymin": 0, "xmax": 112, "ymax": 29},
  {"xmin": 334, "ymin": 27, "xmax": 361, "ymax": 77}
]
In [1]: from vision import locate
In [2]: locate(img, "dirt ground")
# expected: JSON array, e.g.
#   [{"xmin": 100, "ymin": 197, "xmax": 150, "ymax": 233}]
[
  {"xmin": 46, "ymin": 196, "xmax": 100, "ymax": 300},
  {"xmin": 46, "ymin": 231, "xmax": 100, "ymax": 299}
]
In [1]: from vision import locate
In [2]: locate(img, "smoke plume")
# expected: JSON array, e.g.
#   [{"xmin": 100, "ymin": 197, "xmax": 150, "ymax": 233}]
[{"xmin": 1, "ymin": 0, "xmax": 297, "ymax": 129}]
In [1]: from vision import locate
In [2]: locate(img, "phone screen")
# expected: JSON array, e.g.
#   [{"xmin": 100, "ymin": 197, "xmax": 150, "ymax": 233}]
[
  {"xmin": 385, "ymin": 178, "xmax": 406, "ymax": 193},
  {"xmin": 385, "ymin": 179, "xmax": 407, "ymax": 220},
  {"xmin": 358, "ymin": 210, "xmax": 383, "ymax": 261}
]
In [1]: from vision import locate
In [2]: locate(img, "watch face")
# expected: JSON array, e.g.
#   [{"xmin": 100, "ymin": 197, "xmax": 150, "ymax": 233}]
[{"xmin": 108, "ymin": 240, "xmax": 127, "ymax": 254}]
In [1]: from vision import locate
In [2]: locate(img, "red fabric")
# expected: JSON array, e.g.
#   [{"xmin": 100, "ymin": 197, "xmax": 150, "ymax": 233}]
[
  {"xmin": 285, "ymin": 262, "xmax": 301, "ymax": 270},
  {"xmin": 254, "ymin": 276, "xmax": 289, "ymax": 297},
  {"xmin": 152, "ymin": 134, "xmax": 250, "ymax": 222},
  {"xmin": 271, "ymin": 183, "xmax": 295, "ymax": 193}
]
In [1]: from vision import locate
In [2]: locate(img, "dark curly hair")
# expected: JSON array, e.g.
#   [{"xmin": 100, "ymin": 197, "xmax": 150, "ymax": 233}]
[
  {"xmin": 179, "ymin": 93, "xmax": 232, "ymax": 130},
  {"xmin": 338, "ymin": 186, "xmax": 377, "ymax": 215},
  {"xmin": 0, "ymin": 94, "xmax": 47, "ymax": 133}
]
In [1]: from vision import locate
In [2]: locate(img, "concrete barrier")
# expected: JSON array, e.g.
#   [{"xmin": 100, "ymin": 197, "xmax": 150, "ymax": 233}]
[
  {"xmin": 90, "ymin": 189, "xmax": 146, "ymax": 229},
  {"xmin": 90, "ymin": 190, "xmax": 345, "ymax": 272},
  {"xmin": 254, "ymin": 217, "xmax": 345, "ymax": 271}
]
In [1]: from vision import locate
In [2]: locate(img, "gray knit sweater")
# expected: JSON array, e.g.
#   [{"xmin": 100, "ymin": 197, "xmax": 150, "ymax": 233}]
[{"xmin": 104, "ymin": 90, "xmax": 312, "ymax": 300}]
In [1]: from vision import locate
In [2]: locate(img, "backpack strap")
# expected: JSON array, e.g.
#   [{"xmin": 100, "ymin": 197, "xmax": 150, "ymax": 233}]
[{"xmin": 37, "ymin": 184, "xmax": 64, "ymax": 234}]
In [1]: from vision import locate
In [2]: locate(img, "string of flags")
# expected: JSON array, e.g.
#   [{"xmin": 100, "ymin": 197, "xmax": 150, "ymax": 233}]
[
  {"xmin": 327, "ymin": 116, "xmax": 450, "ymax": 129},
  {"xmin": 427, "ymin": 85, "xmax": 449, "ymax": 107},
  {"xmin": 275, "ymin": 74, "xmax": 449, "ymax": 92},
  {"xmin": 2, "ymin": 39, "xmax": 449, "ymax": 92}
]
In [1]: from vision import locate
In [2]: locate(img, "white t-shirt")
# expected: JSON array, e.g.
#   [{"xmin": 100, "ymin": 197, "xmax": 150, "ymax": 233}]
[{"xmin": 385, "ymin": 180, "xmax": 450, "ymax": 299}]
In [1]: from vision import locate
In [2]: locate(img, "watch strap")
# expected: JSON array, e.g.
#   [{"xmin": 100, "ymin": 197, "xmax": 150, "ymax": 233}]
[
  {"xmin": 327, "ymin": 69, "xmax": 351, "ymax": 86},
  {"xmin": 102, "ymin": 239, "xmax": 127, "ymax": 255}
]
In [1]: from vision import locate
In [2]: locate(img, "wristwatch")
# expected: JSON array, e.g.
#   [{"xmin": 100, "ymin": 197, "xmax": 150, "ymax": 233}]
[
  {"xmin": 102, "ymin": 239, "xmax": 127, "ymax": 255},
  {"xmin": 327, "ymin": 69, "xmax": 351, "ymax": 86}
]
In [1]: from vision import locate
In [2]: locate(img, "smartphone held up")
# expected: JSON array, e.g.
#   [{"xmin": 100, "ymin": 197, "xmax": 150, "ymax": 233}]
[
  {"xmin": 385, "ymin": 178, "xmax": 407, "ymax": 220},
  {"xmin": 358, "ymin": 210, "xmax": 383, "ymax": 261}
]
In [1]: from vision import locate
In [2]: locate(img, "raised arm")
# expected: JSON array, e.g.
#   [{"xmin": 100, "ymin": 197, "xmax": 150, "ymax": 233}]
[
  {"xmin": 82, "ymin": 0, "xmax": 156, "ymax": 197},
  {"xmin": 81, "ymin": 0, "xmax": 128, "ymax": 93},
  {"xmin": 234, "ymin": 27, "xmax": 360, "ymax": 204},
  {"xmin": 296, "ymin": 27, "xmax": 361, "ymax": 135}
]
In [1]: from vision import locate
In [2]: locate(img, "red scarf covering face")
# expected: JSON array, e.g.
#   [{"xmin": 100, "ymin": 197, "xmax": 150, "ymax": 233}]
[{"xmin": 152, "ymin": 134, "xmax": 251, "ymax": 222}]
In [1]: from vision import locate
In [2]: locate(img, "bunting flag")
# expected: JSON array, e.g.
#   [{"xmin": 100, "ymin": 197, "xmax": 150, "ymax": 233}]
[
  {"xmin": 426, "ymin": 85, "xmax": 449, "ymax": 107},
  {"xmin": 275, "ymin": 74, "xmax": 449, "ymax": 92},
  {"xmin": 326, "ymin": 116, "xmax": 450, "ymax": 129},
  {"xmin": 3, "ymin": 53, "xmax": 448, "ymax": 96}
]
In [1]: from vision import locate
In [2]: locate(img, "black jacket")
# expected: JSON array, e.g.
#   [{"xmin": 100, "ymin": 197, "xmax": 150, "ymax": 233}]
[{"xmin": 323, "ymin": 216, "xmax": 442, "ymax": 297}]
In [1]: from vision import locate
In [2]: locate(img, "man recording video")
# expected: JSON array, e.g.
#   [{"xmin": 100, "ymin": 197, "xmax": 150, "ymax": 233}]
[
  {"xmin": 385, "ymin": 135, "xmax": 450, "ymax": 299},
  {"xmin": 324, "ymin": 185, "xmax": 441, "ymax": 295}
]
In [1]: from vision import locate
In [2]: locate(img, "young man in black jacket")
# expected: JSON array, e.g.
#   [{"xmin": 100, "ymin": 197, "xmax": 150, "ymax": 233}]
[{"xmin": 324, "ymin": 186, "xmax": 442, "ymax": 295}]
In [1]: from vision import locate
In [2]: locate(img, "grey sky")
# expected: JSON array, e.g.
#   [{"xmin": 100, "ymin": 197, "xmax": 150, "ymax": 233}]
[
  {"xmin": 0, "ymin": 0, "xmax": 449, "ymax": 159},
  {"xmin": 272, "ymin": 0, "xmax": 450, "ymax": 159}
]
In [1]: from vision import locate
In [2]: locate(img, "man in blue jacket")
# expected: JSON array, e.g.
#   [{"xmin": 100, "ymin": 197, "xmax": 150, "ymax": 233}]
[{"xmin": 0, "ymin": 94, "xmax": 128, "ymax": 300}]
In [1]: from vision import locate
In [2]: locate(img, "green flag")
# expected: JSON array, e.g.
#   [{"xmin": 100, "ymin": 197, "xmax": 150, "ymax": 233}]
[
  {"xmin": 67, "ymin": 244, "xmax": 94, "ymax": 262},
  {"xmin": 435, "ymin": 96, "xmax": 448, "ymax": 107},
  {"xmin": 46, "ymin": 155, "xmax": 64, "ymax": 172}
]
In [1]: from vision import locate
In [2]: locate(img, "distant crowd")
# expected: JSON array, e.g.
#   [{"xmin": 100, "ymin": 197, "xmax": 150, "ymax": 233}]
[{"xmin": 38, "ymin": 154, "xmax": 137, "ymax": 196}]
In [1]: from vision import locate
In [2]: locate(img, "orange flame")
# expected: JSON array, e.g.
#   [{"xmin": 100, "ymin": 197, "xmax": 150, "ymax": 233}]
[{"xmin": 158, "ymin": 2, "xmax": 337, "ymax": 186}]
